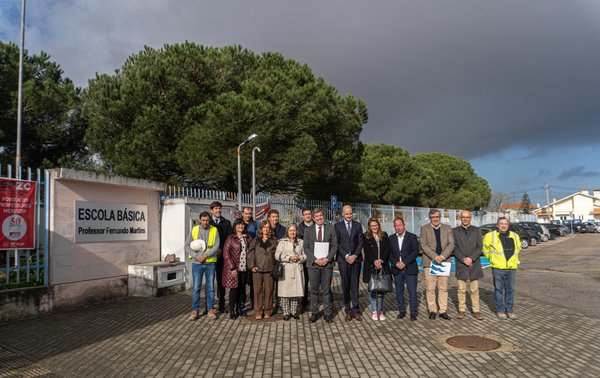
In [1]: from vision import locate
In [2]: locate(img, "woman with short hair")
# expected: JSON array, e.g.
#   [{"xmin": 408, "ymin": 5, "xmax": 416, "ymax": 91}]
[
  {"xmin": 222, "ymin": 218, "xmax": 252, "ymax": 319},
  {"xmin": 275, "ymin": 224, "xmax": 306, "ymax": 320},
  {"xmin": 248, "ymin": 220, "xmax": 278, "ymax": 320}
]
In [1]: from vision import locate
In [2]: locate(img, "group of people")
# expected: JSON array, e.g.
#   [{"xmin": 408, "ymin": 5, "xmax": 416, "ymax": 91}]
[{"xmin": 185, "ymin": 202, "xmax": 521, "ymax": 323}]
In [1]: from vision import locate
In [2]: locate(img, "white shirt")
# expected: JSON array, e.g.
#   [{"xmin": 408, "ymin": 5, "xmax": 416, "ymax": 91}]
[{"xmin": 396, "ymin": 232, "xmax": 405, "ymax": 262}]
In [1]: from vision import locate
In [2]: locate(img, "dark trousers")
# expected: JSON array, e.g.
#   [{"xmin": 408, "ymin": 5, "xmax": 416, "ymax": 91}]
[
  {"xmin": 394, "ymin": 271, "xmax": 419, "ymax": 315},
  {"xmin": 308, "ymin": 266, "xmax": 334, "ymax": 316},
  {"xmin": 338, "ymin": 259, "xmax": 361, "ymax": 314},
  {"xmin": 216, "ymin": 256, "xmax": 226, "ymax": 312},
  {"xmin": 302, "ymin": 264, "xmax": 310, "ymax": 307},
  {"xmin": 228, "ymin": 271, "xmax": 248, "ymax": 315}
]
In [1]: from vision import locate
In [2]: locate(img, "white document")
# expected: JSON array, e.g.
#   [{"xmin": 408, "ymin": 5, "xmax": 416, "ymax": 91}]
[
  {"xmin": 314, "ymin": 242, "xmax": 330, "ymax": 259},
  {"xmin": 429, "ymin": 261, "xmax": 451, "ymax": 276}
]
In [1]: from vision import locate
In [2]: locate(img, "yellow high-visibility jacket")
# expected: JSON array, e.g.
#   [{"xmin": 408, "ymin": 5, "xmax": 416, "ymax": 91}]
[
  {"xmin": 190, "ymin": 225, "xmax": 218, "ymax": 263},
  {"xmin": 482, "ymin": 230, "xmax": 520, "ymax": 270}
]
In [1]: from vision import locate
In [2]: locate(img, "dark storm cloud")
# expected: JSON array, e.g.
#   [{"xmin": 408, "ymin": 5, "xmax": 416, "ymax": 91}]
[
  {"xmin": 557, "ymin": 166, "xmax": 600, "ymax": 181},
  {"xmin": 6, "ymin": 0, "xmax": 600, "ymax": 160}
]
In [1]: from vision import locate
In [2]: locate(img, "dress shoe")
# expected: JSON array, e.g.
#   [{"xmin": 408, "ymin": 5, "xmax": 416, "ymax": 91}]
[
  {"xmin": 353, "ymin": 313, "xmax": 362, "ymax": 321},
  {"xmin": 324, "ymin": 315, "xmax": 334, "ymax": 323},
  {"xmin": 410, "ymin": 314, "xmax": 418, "ymax": 321},
  {"xmin": 345, "ymin": 314, "xmax": 352, "ymax": 322},
  {"xmin": 439, "ymin": 313, "xmax": 451, "ymax": 320},
  {"xmin": 397, "ymin": 312, "xmax": 406, "ymax": 320},
  {"xmin": 473, "ymin": 312, "xmax": 483, "ymax": 320},
  {"xmin": 283, "ymin": 315, "xmax": 291, "ymax": 321},
  {"xmin": 457, "ymin": 311, "xmax": 466, "ymax": 319},
  {"xmin": 309, "ymin": 314, "xmax": 318, "ymax": 323},
  {"xmin": 428, "ymin": 311, "xmax": 437, "ymax": 320}
]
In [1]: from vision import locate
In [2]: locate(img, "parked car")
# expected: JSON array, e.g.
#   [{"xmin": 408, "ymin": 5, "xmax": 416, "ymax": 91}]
[
  {"xmin": 540, "ymin": 223, "xmax": 563, "ymax": 238},
  {"xmin": 562, "ymin": 220, "xmax": 582, "ymax": 233},
  {"xmin": 479, "ymin": 223, "xmax": 530, "ymax": 249},
  {"xmin": 518, "ymin": 221, "xmax": 551, "ymax": 241},
  {"xmin": 580, "ymin": 222, "xmax": 599, "ymax": 233}
]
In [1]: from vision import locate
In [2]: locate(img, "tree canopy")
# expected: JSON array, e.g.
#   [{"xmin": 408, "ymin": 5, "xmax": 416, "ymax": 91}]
[
  {"xmin": 0, "ymin": 41, "xmax": 87, "ymax": 169},
  {"xmin": 358, "ymin": 144, "xmax": 491, "ymax": 209},
  {"xmin": 83, "ymin": 43, "xmax": 367, "ymax": 199},
  {"xmin": 521, "ymin": 193, "xmax": 532, "ymax": 214}
]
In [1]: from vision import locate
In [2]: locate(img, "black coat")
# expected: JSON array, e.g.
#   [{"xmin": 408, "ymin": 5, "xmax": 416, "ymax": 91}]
[
  {"xmin": 452, "ymin": 225, "xmax": 484, "ymax": 280},
  {"xmin": 362, "ymin": 232, "xmax": 391, "ymax": 283}
]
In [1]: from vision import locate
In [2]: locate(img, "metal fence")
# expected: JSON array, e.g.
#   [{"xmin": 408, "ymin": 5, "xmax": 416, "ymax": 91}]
[
  {"xmin": 164, "ymin": 186, "xmax": 537, "ymax": 235},
  {"xmin": 0, "ymin": 165, "xmax": 48, "ymax": 290}
]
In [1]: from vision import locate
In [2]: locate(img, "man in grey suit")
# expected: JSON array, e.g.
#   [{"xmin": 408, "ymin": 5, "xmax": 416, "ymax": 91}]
[
  {"xmin": 420, "ymin": 209, "xmax": 455, "ymax": 320},
  {"xmin": 304, "ymin": 208, "xmax": 338, "ymax": 323}
]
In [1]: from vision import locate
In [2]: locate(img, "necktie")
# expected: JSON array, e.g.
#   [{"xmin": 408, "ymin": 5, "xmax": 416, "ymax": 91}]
[
  {"xmin": 346, "ymin": 221, "xmax": 352, "ymax": 235},
  {"xmin": 317, "ymin": 226, "xmax": 323, "ymax": 242}
]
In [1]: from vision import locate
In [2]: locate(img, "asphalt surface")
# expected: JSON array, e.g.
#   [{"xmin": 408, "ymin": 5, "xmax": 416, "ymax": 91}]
[
  {"xmin": 1, "ymin": 233, "xmax": 599, "ymax": 377},
  {"xmin": 515, "ymin": 233, "xmax": 600, "ymax": 318}
]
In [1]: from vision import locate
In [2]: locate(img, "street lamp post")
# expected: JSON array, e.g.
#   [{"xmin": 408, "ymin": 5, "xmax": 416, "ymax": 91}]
[
  {"xmin": 252, "ymin": 147, "xmax": 261, "ymax": 220},
  {"xmin": 237, "ymin": 133, "xmax": 258, "ymax": 211}
]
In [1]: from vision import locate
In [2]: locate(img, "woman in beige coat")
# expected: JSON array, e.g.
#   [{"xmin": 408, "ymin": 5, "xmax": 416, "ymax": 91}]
[{"xmin": 275, "ymin": 224, "xmax": 306, "ymax": 320}]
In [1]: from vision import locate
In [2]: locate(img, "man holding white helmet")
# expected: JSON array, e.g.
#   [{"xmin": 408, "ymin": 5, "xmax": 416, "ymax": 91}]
[{"xmin": 185, "ymin": 211, "xmax": 220, "ymax": 320}]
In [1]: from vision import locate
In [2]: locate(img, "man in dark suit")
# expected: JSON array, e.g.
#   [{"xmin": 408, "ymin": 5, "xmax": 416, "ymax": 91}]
[
  {"xmin": 209, "ymin": 201, "xmax": 233, "ymax": 315},
  {"xmin": 304, "ymin": 208, "xmax": 338, "ymax": 323},
  {"xmin": 389, "ymin": 217, "xmax": 420, "ymax": 321},
  {"xmin": 334, "ymin": 205, "xmax": 364, "ymax": 321}
]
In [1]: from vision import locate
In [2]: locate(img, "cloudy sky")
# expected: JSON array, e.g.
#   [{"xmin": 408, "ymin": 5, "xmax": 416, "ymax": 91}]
[{"xmin": 2, "ymin": 0, "xmax": 600, "ymax": 205}]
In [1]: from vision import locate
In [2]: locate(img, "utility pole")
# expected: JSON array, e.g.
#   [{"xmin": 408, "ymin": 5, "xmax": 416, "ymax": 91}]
[
  {"xmin": 542, "ymin": 183, "xmax": 550, "ymax": 206},
  {"xmin": 543, "ymin": 183, "xmax": 551, "ymax": 221}
]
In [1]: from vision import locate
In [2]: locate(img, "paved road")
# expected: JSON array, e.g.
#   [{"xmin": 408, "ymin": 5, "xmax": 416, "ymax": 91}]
[
  {"xmin": 515, "ymin": 233, "xmax": 600, "ymax": 318},
  {"xmin": 1, "ymin": 234, "xmax": 600, "ymax": 377}
]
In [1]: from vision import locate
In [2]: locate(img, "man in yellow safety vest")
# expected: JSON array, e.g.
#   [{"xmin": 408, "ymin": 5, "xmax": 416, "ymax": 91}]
[{"xmin": 185, "ymin": 211, "xmax": 220, "ymax": 320}]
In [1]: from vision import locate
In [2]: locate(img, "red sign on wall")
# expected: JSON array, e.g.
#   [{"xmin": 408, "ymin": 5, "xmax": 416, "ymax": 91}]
[{"xmin": 0, "ymin": 178, "xmax": 37, "ymax": 250}]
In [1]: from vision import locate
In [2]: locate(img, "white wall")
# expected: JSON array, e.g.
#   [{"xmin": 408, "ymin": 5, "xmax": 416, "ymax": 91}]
[{"xmin": 48, "ymin": 169, "xmax": 165, "ymax": 308}]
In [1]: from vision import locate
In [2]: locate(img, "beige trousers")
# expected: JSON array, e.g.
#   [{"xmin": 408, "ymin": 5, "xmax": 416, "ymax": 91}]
[
  {"xmin": 457, "ymin": 279, "xmax": 480, "ymax": 312},
  {"xmin": 424, "ymin": 268, "xmax": 448, "ymax": 313}
]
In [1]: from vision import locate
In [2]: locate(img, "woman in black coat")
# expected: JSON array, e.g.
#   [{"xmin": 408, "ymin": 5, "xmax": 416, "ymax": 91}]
[{"xmin": 362, "ymin": 217, "xmax": 391, "ymax": 320}]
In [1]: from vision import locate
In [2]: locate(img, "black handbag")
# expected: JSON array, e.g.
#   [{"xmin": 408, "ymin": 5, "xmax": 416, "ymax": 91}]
[
  {"xmin": 367, "ymin": 238, "xmax": 392, "ymax": 293},
  {"xmin": 272, "ymin": 260, "xmax": 284, "ymax": 279},
  {"xmin": 368, "ymin": 268, "xmax": 392, "ymax": 293}
]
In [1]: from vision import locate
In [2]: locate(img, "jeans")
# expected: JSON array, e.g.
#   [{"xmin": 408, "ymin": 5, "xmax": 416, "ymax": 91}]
[
  {"xmin": 191, "ymin": 263, "xmax": 216, "ymax": 312},
  {"xmin": 394, "ymin": 271, "xmax": 418, "ymax": 315},
  {"xmin": 492, "ymin": 268, "xmax": 516, "ymax": 313},
  {"xmin": 368, "ymin": 290, "xmax": 385, "ymax": 313}
]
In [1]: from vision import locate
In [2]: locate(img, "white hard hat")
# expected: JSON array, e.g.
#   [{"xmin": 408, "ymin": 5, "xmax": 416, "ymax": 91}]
[{"xmin": 190, "ymin": 239, "xmax": 206, "ymax": 252}]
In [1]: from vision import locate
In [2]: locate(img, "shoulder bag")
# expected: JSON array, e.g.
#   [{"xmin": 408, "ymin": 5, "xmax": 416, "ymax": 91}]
[{"xmin": 368, "ymin": 238, "xmax": 392, "ymax": 293}]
